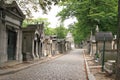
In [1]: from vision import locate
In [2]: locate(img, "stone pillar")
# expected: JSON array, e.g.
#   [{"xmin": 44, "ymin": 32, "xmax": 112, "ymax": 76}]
[
  {"xmin": 41, "ymin": 43, "xmax": 44, "ymax": 57},
  {"xmin": 90, "ymin": 43, "xmax": 93, "ymax": 56},
  {"xmin": 112, "ymin": 41, "xmax": 114, "ymax": 49},
  {"xmin": 47, "ymin": 43, "xmax": 52, "ymax": 57},
  {"xmin": 35, "ymin": 41, "xmax": 39, "ymax": 58},
  {"xmin": 38, "ymin": 42, "xmax": 42, "ymax": 58},
  {"xmin": 16, "ymin": 30, "xmax": 23, "ymax": 63},
  {"xmin": 49, "ymin": 40, "xmax": 52, "ymax": 57},
  {"xmin": 0, "ymin": 21, "xmax": 7, "ymax": 64},
  {"xmin": 65, "ymin": 43, "xmax": 67, "ymax": 51},
  {"xmin": 32, "ymin": 40, "xmax": 36, "ymax": 59}
]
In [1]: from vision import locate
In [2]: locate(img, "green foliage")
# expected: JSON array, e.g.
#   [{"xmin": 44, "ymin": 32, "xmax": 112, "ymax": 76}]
[
  {"xmin": 55, "ymin": 24, "xmax": 68, "ymax": 39},
  {"xmin": 68, "ymin": 23, "xmax": 89, "ymax": 44},
  {"xmin": 44, "ymin": 27, "xmax": 56, "ymax": 35},
  {"xmin": 58, "ymin": 0, "xmax": 118, "ymax": 43},
  {"xmin": 22, "ymin": 18, "xmax": 67, "ymax": 37},
  {"xmin": 22, "ymin": 18, "xmax": 56, "ymax": 35},
  {"xmin": 22, "ymin": 18, "xmax": 50, "ymax": 28}
]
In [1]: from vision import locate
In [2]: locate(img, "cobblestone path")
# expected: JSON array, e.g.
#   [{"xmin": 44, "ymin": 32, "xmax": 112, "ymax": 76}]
[{"xmin": 0, "ymin": 49, "xmax": 87, "ymax": 80}]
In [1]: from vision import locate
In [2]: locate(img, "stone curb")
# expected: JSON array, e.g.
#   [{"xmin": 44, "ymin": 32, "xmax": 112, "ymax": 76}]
[
  {"xmin": 0, "ymin": 54, "xmax": 64, "ymax": 75},
  {"xmin": 83, "ymin": 51, "xmax": 96, "ymax": 80}
]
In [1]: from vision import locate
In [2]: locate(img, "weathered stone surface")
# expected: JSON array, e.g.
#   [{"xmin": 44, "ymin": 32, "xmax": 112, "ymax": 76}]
[
  {"xmin": 104, "ymin": 60, "xmax": 116, "ymax": 74},
  {"xmin": 99, "ymin": 50, "xmax": 117, "ymax": 64},
  {"xmin": 0, "ymin": 1, "xmax": 25, "ymax": 65},
  {"xmin": 22, "ymin": 23, "xmax": 44, "ymax": 61}
]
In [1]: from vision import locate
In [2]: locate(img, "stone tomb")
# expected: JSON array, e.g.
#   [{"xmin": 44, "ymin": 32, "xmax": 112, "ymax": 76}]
[
  {"xmin": 22, "ymin": 23, "xmax": 44, "ymax": 61},
  {"xmin": 42, "ymin": 36, "xmax": 52, "ymax": 57},
  {"xmin": 95, "ymin": 32, "xmax": 117, "ymax": 63},
  {"xmin": 57, "ymin": 39, "xmax": 66, "ymax": 54},
  {"xmin": 0, "ymin": 1, "xmax": 25, "ymax": 65},
  {"xmin": 51, "ymin": 35, "xmax": 59, "ymax": 56}
]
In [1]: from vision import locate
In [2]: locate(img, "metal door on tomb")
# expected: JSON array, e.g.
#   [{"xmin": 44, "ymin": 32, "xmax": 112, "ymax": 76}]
[{"xmin": 7, "ymin": 29, "xmax": 17, "ymax": 60}]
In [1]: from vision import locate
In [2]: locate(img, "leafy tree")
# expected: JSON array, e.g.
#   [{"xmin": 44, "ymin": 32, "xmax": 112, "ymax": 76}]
[
  {"xmin": 22, "ymin": 18, "xmax": 57, "ymax": 36},
  {"xmin": 22, "ymin": 18, "xmax": 50, "ymax": 27},
  {"xmin": 55, "ymin": 24, "xmax": 68, "ymax": 39},
  {"xmin": 57, "ymin": 0, "xmax": 118, "ymax": 43},
  {"xmin": 68, "ymin": 22, "xmax": 88, "ymax": 44},
  {"xmin": 44, "ymin": 27, "xmax": 56, "ymax": 35}
]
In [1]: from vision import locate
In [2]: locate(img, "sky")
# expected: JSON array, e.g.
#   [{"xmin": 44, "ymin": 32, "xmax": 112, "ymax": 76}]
[
  {"xmin": 4, "ymin": 0, "xmax": 77, "ymax": 28},
  {"xmin": 32, "ymin": 5, "xmax": 77, "ymax": 28}
]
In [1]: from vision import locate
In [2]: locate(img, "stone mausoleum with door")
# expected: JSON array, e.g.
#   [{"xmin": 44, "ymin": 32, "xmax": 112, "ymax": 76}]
[
  {"xmin": 22, "ymin": 23, "xmax": 44, "ymax": 61},
  {"xmin": 0, "ymin": 1, "xmax": 25, "ymax": 65}
]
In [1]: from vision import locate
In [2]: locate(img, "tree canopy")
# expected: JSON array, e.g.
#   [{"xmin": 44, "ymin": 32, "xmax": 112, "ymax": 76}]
[
  {"xmin": 55, "ymin": 24, "xmax": 68, "ymax": 39},
  {"xmin": 22, "ymin": 18, "xmax": 67, "ymax": 38},
  {"xmin": 22, "ymin": 18, "xmax": 50, "ymax": 27},
  {"xmin": 57, "ymin": 0, "xmax": 118, "ymax": 43}
]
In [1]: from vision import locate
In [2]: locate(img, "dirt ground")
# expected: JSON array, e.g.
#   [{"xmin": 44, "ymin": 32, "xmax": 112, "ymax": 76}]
[{"xmin": 85, "ymin": 54, "xmax": 115, "ymax": 80}]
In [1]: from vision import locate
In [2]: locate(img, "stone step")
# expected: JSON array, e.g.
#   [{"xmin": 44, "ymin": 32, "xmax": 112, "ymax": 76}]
[
  {"xmin": 104, "ymin": 60, "xmax": 116, "ymax": 74},
  {"xmin": 107, "ymin": 60, "xmax": 116, "ymax": 64},
  {"xmin": 0, "ymin": 60, "xmax": 21, "ymax": 68},
  {"xmin": 105, "ymin": 62, "xmax": 113, "ymax": 70}
]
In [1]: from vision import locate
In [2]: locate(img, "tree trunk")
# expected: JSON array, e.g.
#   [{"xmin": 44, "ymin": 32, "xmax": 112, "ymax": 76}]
[{"xmin": 115, "ymin": 0, "xmax": 120, "ymax": 80}]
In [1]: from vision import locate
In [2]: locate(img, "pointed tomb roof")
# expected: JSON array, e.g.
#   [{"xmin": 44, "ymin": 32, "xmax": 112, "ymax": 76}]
[
  {"xmin": 95, "ymin": 32, "xmax": 113, "ymax": 41},
  {"xmin": 0, "ymin": 0, "xmax": 25, "ymax": 19}
]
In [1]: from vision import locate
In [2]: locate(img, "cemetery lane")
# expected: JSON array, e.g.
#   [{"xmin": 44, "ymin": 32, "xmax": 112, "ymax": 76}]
[{"xmin": 0, "ymin": 49, "xmax": 87, "ymax": 80}]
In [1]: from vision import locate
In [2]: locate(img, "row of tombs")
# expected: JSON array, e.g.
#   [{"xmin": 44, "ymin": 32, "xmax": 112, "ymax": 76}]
[{"xmin": 0, "ymin": 1, "xmax": 72, "ymax": 66}]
